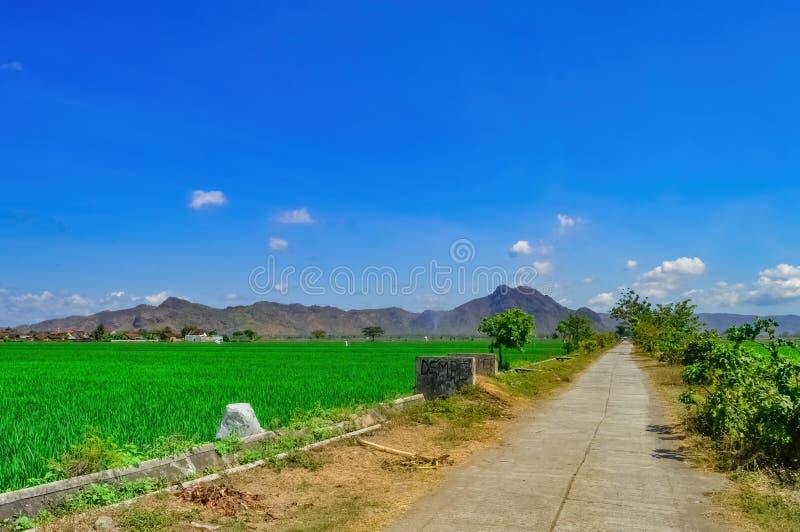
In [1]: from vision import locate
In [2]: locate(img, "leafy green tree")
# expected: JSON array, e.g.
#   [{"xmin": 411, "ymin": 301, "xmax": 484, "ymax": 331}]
[
  {"xmin": 180, "ymin": 326, "xmax": 195, "ymax": 337},
  {"xmin": 556, "ymin": 314, "xmax": 593, "ymax": 353},
  {"xmin": 91, "ymin": 324, "xmax": 106, "ymax": 341},
  {"xmin": 362, "ymin": 326, "xmax": 385, "ymax": 341},
  {"xmin": 477, "ymin": 308, "xmax": 535, "ymax": 370},
  {"xmin": 243, "ymin": 329, "xmax": 256, "ymax": 341},
  {"xmin": 610, "ymin": 289, "xmax": 652, "ymax": 336},
  {"xmin": 311, "ymin": 329, "xmax": 326, "ymax": 339}
]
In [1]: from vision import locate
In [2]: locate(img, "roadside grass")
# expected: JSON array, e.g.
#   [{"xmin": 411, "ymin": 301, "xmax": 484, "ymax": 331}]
[{"xmin": 634, "ymin": 351, "xmax": 800, "ymax": 530}]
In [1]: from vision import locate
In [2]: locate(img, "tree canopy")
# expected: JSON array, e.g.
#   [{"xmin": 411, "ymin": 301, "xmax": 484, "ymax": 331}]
[
  {"xmin": 362, "ymin": 326, "xmax": 385, "ymax": 341},
  {"xmin": 477, "ymin": 308, "xmax": 535, "ymax": 369},
  {"xmin": 556, "ymin": 313, "xmax": 593, "ymax": 353}
]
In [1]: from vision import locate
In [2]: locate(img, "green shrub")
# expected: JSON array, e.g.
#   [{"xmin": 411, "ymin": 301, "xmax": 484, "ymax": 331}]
[
  {"xmin": 60, "ymin": 477, "xmax": 165, "ymax": 513},
  {"xmin": 47, "ymin": 432, "xmax": 144, "ymax": 479},
  {"xmin": 681, "ymin": 319, "xmax": 800, "ymax": 469}
]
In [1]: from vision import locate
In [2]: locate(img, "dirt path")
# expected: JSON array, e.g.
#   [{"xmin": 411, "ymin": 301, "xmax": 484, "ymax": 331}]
[{"xmin": 385, "ymin": 342, "xmax": 726, "ymax": 531}]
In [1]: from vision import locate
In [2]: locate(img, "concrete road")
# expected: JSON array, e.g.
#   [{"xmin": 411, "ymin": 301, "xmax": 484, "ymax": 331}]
[{"xmin": 386, "ymin": 342, "xmax": 726, "ymax": 531}]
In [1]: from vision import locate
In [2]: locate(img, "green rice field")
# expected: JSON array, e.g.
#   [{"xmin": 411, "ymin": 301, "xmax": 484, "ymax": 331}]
[
  {"xmin": 0, "ymin": 339, "xmax": 564, "ymax": 492},
  {"xmin": 744, "ymin": 340, "xmax": 800, "ymax": 361}
]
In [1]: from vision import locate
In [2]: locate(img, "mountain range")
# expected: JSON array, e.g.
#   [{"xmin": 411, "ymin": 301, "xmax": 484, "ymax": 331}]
[
  {"xmin": 22, "ymin": 286, "xmax": 615, "ymax": 338},
  {"xmin": 19, "ymin": 286, "xmax": 800, "ymax": 338}
]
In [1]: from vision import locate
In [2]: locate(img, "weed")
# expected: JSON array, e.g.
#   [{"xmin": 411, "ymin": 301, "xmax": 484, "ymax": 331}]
[
  {"xmin": 267, "ymin": 450, "xmax": 330, "ymax": 472},
  {"xmin": 57, "ymin": 477, "xmax": 165, "ymax": 514},
  {"xmin": 46, "ymin": 432, "xmax": 143, "ymax": 479},
  {"xmin": 118, "ymin": 507, "xmax": 171, "ymax": 532},
  {"xmin": 214, "ymin": 434, "xmax": 241, "ymax": 456}
]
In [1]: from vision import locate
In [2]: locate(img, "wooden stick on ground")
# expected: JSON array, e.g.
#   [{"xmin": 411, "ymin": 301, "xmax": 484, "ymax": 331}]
[{"xmin": 356, "ymin": 438, "xmax": 434, "ymax": 462}]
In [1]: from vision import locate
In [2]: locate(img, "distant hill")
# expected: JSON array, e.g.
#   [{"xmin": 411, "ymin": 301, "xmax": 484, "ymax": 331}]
[
  {"xmin": 698, "ymin": 313, "xmax": 800, "ymax": 335},
  {"xmin": 22, "ymin": 286, "xmax": 614, "ymax": 338}
]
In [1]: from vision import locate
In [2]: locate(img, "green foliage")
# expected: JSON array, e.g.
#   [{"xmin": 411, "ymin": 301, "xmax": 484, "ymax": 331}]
[
  {"xmin": 613, "ymin": 290, "xmax": 701, "ymax": 364},
  {"xmin": 614, "ymin": 289, "xmax": 800, "ymax": 469},
  {"xmin": 576, "ymin": 332, "xmax": 619, "ymax": 354},
  {"xmin": 0, "ymin": 339, "xmax": 562, "ymax": 491},
  {"xmin": 60, "ymin": 477, "xmax": 165, "ymax": 513},
  {"xmin": 311, "ymin": 329, "xmax": 326, "ymax": 339},
  {"xmin": 477, "ymin": 308, "xmax": 535, "ymax": 370},
  {"xmin": 10, "ymin": 516, "xmax": 35, "ymax": 531},
  {"xmin": 361, "ymin": 326, "xmax": 385, "ymax": 341},
  {"xmin": 46, "ymin": 432, "xmax": 144, "ymax": 479},
  {"xmin": 214, "ymin": 434, "xmax": 241, "ymax": 456},
  {"xmin": 610, "ymin": 288, "xmax": 652, "ymax": 335},
  {"xmin": 91, "ymin": 324, "xmax": 106, "ymax": 341},
  {"xmin": 556, "ymin": 314, "xmax": 593, "ymax": 353},
  {"xmin": 680, "ymin": 321, "xmax": 800, "ymax": 468}
]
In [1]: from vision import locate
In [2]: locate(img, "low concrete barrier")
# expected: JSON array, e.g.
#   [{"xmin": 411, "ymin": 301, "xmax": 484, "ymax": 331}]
[
  {"xmin": 448, "ymin": 353, "xmax": 498, "ymax": 376},
  {"xmin": 415, "ymin": 356, "xmax": 476, "ymax": 399},
  {"xmin": 0, "ymin": 430, "xmax": 277, "ymax": 520}
]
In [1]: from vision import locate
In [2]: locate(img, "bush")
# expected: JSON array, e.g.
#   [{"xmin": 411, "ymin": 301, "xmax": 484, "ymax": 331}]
[
  {"xmin": 47, "ymin": 432, "xmax": 143, "ymax": 479},
  {"xmin": 681, "ymin": 321, "xmax": 800, "ymax": 469}
]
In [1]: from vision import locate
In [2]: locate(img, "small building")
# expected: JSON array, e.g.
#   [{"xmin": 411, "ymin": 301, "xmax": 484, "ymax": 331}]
[
  {"xmin": 66, "ymin": 329, "xmax": 89, "ymax": 341},
  {"xmin": 0, "ymin": 328, "xmax": 19, "ymax": 340},
  {"xmin": 185, "ymin": 332, "xmax": 223, "ymax": 344}
]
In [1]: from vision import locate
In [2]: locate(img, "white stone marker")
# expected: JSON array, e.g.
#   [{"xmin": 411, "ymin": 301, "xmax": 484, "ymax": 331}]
[{"xmin": 216, "ymin": 403, "xmax": 262, "ymax": 439}]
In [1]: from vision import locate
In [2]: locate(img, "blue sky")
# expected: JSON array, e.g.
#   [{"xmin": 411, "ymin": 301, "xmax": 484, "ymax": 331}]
[{"xmin": 2, "ymin": 1, "xmax": 800, "ymax": 325}]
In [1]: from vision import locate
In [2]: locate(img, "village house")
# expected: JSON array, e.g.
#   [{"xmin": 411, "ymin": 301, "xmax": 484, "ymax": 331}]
[{"xmin": 185, "ymin": 332, "xmax": 223, "ymax": 344}]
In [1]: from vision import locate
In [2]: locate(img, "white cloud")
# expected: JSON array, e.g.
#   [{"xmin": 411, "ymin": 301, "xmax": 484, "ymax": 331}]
[
  {"xmin": 269, "ymin": 237, "xmax": 288, "ymax": 251},
  {"xmin": 634, "ymin": 257, "xmax": 706, "ymax": 298},
  {"xmin": 697, "ymin": 264, "xmax": 800, "ymax": 308},
  {"xmin": 0, "ymin": 289, "xmax": 174, "ymax": 326},
  {"xmin": 750, "ymin": 264, "xmax": 800, "ymax": 304},
  {"xmin": 533, "ymin": 261, "xmax": 553, "ymax": 275},
  {"xmin": 0, "ymin": 62, "xmax": 22, "ymax": 71},
  {"xmin": 557, "ymin": 213, "xmax": 577, "ymax": 229},
  {"xmin": 277, "ymin": 208, "xmax": 314, "ymax": 224},
  {"xmin": 189, "ymin": 190, "xmax": 227, "ymax": 209},
  {"xmin": 588, "ymin": 292, "xmax": 615, "ymax": 310},
  {"xmin": 509, "ymin": 240, "xmax": 533, "ymax": 256},
  {"xmin": 660, "ymin": 257, "xmax": 706, "ymax": 275},
  {"xmin": 558, "ymin": 297, "xmax": 572, "ymax": 306},
  {"xmin": 144, "ymin": 291, "xmax": 168, "ymax": 305},
  {"xmin": 582, "ymin": 277, "xmax": 593, "ymax": 284},
  {"xmin": 626, "ymin": 259, "xmax": 638, "ymax": 270}
]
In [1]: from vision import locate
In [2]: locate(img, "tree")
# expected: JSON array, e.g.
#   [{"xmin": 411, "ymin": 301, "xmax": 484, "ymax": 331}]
[
  {"xmin": 362, "ymin": 326, "xmax": 385, "ymax": 341},
  {"xmin": 610, "ymin": 289, "xmax": 652, "ymax": 336},
  {"xmin": 243, "ymin": 329, "xmax": 256, "ymax": 341},
  {"xmin": 159, "ymin": 326, "xmax": 175, "ymax": 341},
  {"xmin": 311, "ymin": 329, "xmax": 326, "ymax": 340},
  {"xmin": 180, "ymin": 326, "xmax": 196, "ymax": 337},
  {"xmin": 91, "ymin": 324, "xmax": 106, "ymax": 341},
  {"xmin": 477, "ymin": 308, "xmax": 535, "ymax": 369},
  {"xmin": 556, "ymin": 314, "xmax": 593, "ymax": 353}
]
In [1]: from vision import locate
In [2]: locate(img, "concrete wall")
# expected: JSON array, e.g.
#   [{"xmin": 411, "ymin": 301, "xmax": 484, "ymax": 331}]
[
  {"xmin": 415, "ymin": 356, "xmax": 476, "ymax": 399},
  {"xmin": 448, "ymin": 353, "xmax": 498, "ymax": 376}
]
